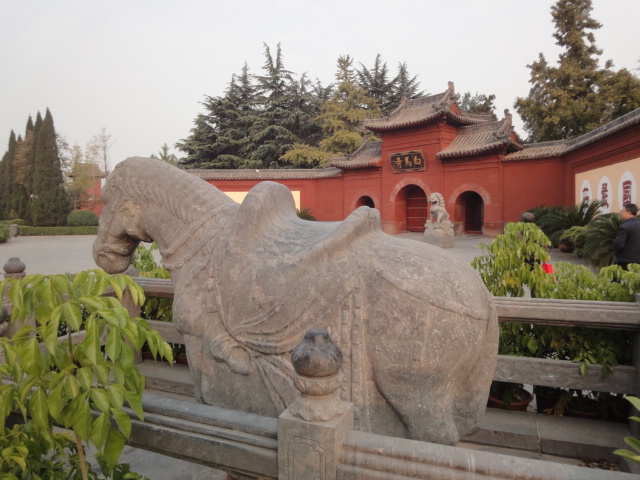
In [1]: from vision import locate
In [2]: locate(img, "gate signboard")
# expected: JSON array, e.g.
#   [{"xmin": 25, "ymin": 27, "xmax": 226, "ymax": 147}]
[{"xmin": 390, "ymin": 150, "xmax": 426, "ymax": 173}]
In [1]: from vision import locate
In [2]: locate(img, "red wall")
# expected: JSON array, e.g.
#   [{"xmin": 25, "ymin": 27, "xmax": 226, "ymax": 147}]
[{"xmin": 197, "ymin": 118, "xmax": 640, "ymax": 236}]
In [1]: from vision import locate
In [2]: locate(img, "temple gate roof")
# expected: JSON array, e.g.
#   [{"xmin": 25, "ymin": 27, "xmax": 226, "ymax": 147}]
[
  {"xmin": 364, "ymin": 82, "xmax": 492, "ymax": 132},
  {"xmin": 437, "ymin": 110, "xmax": 522, "ymax": 159}
]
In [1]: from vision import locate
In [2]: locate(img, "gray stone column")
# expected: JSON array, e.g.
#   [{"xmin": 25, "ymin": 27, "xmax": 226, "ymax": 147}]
[{"xmin": 278, "ymin": 329, "xmax": 353, "ymax": 480}]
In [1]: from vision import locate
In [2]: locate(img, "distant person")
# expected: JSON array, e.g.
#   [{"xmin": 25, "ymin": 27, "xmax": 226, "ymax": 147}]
[
  {"xmin": 521, "ymin": 212, "xmax": 535, "ymax": 223},
  {"xmin": 612, "ymin": 203, "xmax": 640, "ymax": 270}
]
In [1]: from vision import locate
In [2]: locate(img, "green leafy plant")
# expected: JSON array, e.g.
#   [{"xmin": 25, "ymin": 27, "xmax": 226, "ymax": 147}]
[
  {"xmin": 296, "ymin": 207, "xmax": 317, "ymax": 221},
  {"xmin": 537, "ymin": 200, "xmax": 602, "ymax": 247},
  {"xmin": 580, "ymin": 213, "xmax": 622, "ymax": 268},
  {"xmin": 132, "ymin": 243, "xmax": 172, "ymax": 323},
  {"xmin": 472, "ymin": 222, "xmax": 552, "ymax": 297},
  {"xmin": 0, "ymin": 270, "xmax": 172, "ymax": 479},
  {"xmin": 615, "ymin": 396, "xmax": 640, "ymax": 463}
]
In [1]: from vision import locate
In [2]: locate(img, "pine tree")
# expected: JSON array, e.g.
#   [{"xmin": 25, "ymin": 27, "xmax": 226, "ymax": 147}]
[
  {"xmin": 386, "ymin": 62, "xmax": 424, "ymax": 113},
  {"xmin": 177, "ymin": 64, "xmax": 259, "ymax": 169},
  {"xmin": 358, "ymin": 57, "xmax": 423, "ymax": 115},
  {"xmin": 317, "ymin": 55, "xmax": 380, "ymax": 155},
  {"xmin": 27, "ymin": 109, "xmax": 70, "ymax": 226},
  {"xmin": 455, "ymin": 92, "xmax": 498, "ymax": 119},
  {"xmin": 248, "ymin": 43, "xmax": 303, "ymax": 168},
  {"xmin": 514, "ymin": 0, "xmax": 640, "ymax": 141}
]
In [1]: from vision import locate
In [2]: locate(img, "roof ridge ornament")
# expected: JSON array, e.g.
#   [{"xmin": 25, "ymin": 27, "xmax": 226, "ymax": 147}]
[
  {"xmin": 494, "ymin": 109, "xmax": 512, "ymax": 138},
  {"xmin": 435, "ymin": 81, "xmax": 455, "ymax": 111}
]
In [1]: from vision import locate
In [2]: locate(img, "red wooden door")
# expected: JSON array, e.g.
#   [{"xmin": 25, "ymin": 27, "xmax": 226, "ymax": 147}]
[{"xmin": 406, "ymin": 188, "xmax": 428, "ymax": 231}]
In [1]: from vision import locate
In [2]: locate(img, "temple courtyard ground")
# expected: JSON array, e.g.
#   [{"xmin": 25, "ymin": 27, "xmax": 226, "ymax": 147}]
[{"xmin": 0, "ymin": 231, "xmax": 587, "ymax": 276}]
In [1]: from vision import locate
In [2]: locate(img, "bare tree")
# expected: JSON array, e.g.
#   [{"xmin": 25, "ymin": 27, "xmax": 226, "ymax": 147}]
[{"xmin": 86, "ymin": 128, "xmax": 114, "ymax": 176}]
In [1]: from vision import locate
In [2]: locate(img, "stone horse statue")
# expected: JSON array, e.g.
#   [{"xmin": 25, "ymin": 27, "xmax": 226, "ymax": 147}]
[{"xmin": 93, "ymin": 157, "xmax": 498, "ymax": 445}]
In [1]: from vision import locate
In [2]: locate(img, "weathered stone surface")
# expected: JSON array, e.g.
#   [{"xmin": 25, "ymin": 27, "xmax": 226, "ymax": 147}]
[{"xmin": 93, "ymin": 157, "xmax": 498, "ymax": 445}]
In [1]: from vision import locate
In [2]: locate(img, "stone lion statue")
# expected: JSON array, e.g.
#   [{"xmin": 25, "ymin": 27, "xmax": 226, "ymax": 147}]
[{"xmin": 429, "ymin": 192, "xmax": 450, "ymax": 223}]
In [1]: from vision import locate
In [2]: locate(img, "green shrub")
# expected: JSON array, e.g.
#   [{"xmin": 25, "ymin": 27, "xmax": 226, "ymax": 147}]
[
  {"xmin": 0, "ymin": 224, "xmax": 8, "ymax": 244},
  {"xmin": 0, "ymin": 270, "xmax": 171, "ymax": 478},
  {"xmin": 67, "ymin": 210, "xmax": 99, "ymax": 227},
  {"xmin": 19, "ymin": 226, "xmax": 98, "ymax": 236},
  {"xmin": 0, "ymin": 219, "xmax": 25, "ymax": 226}
]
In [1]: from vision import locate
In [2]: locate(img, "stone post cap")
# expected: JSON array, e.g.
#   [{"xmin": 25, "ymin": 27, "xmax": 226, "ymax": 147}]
[
  {"xmin": 4, "ymin": 257, "xmax": 26, "ymax": 279},
  {"xmin": 289, "ymin": 329, "xmax": 347, "ymax": 422}
]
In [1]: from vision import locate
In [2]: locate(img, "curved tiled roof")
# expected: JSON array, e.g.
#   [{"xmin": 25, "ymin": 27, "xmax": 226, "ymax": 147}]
[
  {"xmin": 364, "ymin": 82, "xmax": 493, "ymax": 132},
  {"xmin": 437, "ymin": 112, "xmax": 522, "ymax": 159},
  {"xmin": 503, "ymin": 140, "xmax": 567, "ymax": 161},
  {"xmin": 188, "ymin": 167, "xmax": 343, "ymax": 181},
  {"xmin": 504, "ymin": 108, "xmax": 640, "ymax": 161},
  {"xmin": 329, "ymin": 141, "xmax": 382, "ymax": 169}
]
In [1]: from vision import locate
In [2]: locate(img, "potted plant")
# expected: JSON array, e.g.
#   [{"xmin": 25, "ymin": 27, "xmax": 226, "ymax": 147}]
[
  {"xmin": 488, "ymin": 381, "xmax": 533, "ymax": 411},
  {"xmin": 533, "ymin": 386, "xmax": 571, "ymax": 415}
]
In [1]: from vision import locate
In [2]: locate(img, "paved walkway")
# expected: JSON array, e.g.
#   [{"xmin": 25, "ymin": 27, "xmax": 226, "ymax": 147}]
[{"xmin": 0, "ymin": 232, "xmax": 587, "ymax": 276}]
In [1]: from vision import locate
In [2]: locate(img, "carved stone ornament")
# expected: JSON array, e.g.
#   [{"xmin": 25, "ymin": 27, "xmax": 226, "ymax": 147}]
[
  {"xmin": 3, "ymin": 257, "xmax": 26, "ymax": 279},
  {"xmin": 93, "ymin": 157, "xmax": 498, "ymax": 445}
]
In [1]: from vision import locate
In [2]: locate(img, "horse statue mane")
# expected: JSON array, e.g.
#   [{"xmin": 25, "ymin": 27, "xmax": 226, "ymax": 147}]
[
  {"xmin": 94, "ymin": 157, "xmax": 498, "ymax": 445},
  {"xmin": 429, "ymin": 192, "xmax": 450, "ymax": 224}
]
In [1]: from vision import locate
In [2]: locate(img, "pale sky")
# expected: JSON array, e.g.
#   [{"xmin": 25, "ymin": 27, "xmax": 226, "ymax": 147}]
[{"xmin": 1, "ymin": 1, "xmax": 638, "ymax": 170}]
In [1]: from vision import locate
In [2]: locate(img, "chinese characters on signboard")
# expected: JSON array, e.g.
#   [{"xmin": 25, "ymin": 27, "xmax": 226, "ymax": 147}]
[{"xmin": 390, "ymin": 151, "xmax": 426, "ymax": 173}]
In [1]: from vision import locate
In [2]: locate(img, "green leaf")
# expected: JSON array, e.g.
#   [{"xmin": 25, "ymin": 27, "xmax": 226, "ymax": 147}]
[
  {"xmin": 76, "ymin": 367, "xmax": 93, "ymax": 391},
  {"xmin": 103, "ymin": 430, "xmax": 126, "ymax": 467},
  {"xmin": 111, "ymin": 408, "xmax": 132, "ymax": 438},
  {"xmin": 64, "ymin": 373, "xmax": 80, "ymax": 399},
  {"xmin": 124, "ymin": 391, "xmax": 144, "ymax": 420},
  {"xmin": 29, "ymin": 386, "xmax": 49, "ymax": 431},
  {"xmin": 95, "ymin": 364, "xmax": 110, "ymax": 385},
  {"xmin": 48, "ymin": 383, "xmax": 67, "ymax": 422},
  {"xmin": 625, "ymin": 436, "xmax": 640, "ymax": 453},
  {"xmin": 107, "ymin": 384, "xmax": 125, "ymax": 410},
  {"xmin": 78, "ymin": 295, "xmax": 107, "ymax": 313},
  {"xmin": 91, "ymin": 412, "xmax": 110, "ymax": 449},
  {"xmin": 62, "ymin": 303, "xmax": 83, "ymax": 332},
  {"xmin": 91, "ymin": 388, "xmax": 111, "ymax": 413},
  {"xmin": 626, "ymin": 396, "xmax": 640, "ymax": 411},
  {"xmin": 110, "ymin": 365, "xmax": 125, "ymax": 385},
  {"xmin": 72, "ymin": 399, "xmax": 91, "ymax": 441},
  {"xmin": 105, "ymin": 329, "xmax": 122, "ymax": 361}
]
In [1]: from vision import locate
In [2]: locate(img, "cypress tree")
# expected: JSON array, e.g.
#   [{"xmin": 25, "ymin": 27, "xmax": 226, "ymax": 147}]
[
  {"xmin": 27, "ymin": 109, "xmax": 70, "ymax": 226},
  {"xmin": 0, "ymin": 132, "xmax": 17, "ymax": 219},
  {"xmin": 12, "ymin": 116, "xmax": 37, "ymax": 219}
]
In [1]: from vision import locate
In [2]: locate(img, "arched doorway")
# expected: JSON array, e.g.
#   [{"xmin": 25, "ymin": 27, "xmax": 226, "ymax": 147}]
[
  {"xmin": 405, "ymin": 185, "xmax": 428, "ymax": 232},
  {"xmin": 456, "ymin": 191, "xmax": 484, "ymax": 233},
  {"xmin": 356, "ymin": 196, "xmax": 375, "ymax": 208}
]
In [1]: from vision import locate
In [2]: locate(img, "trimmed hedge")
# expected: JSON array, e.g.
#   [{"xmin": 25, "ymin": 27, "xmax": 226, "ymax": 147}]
[
  {"xmin": 0, "ymin": 219, "xmax": 26, "ymax": 226},
  {"xmin": 67, "ymin": 209, "xmax": 99, "ymax": 227},
  {"xmin": 0, "ymin": 224, "xmax": 8, "ymax": 243},
  {"xmin": 19, "ymin": 226, "xmax": 98, "ymax": 236}
]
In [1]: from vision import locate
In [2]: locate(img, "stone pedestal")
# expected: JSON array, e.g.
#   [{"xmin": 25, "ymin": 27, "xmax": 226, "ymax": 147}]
[
  {"xmin": 278, "ymin": 329, "xmax": 353, "ymax": 480},
  {"xmin": 424, "ymin": 220, "xmax": 455, "ymax": 248}
]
